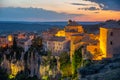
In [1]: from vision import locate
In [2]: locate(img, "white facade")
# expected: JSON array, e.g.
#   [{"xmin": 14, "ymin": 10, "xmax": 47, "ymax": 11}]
[{"xmin": 47, "ymin": 37, "xmax": 70, "ymax": 56}]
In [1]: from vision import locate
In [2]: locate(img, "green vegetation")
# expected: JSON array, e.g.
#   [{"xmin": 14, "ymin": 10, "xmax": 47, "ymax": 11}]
[
  {"xmin": 83, "ymin": 59, "xmax": 92, "ymax": 67},
  {"xmin": 59, "ymin": 52, "xmax": 70, "ymax": 69},
  {"xmin": 42, "ymin": 76, "xmax": 49, "ymax": 80},
  {"xmin": 72, "ymin": 47, "xmax": 82, "ymax": 78},
  {"xmin": 50, "ymin": 56, "xmax": 57, "ymax": 70},
  {"xmin": 31, "ymin": 37, "xmax": 44, "ymax": 55},
  {"xmin": 59, "ymin": 52, "xmax": 72, "ymax": 77},
  {"xmin": 12, "ymin": 37, "xmax": 17, "ymax": 51},
  {"xmin": 42, "ymin": 51, "xmax": 51, "ymax": 67},
  {"xmin": 24, "ymin": 37, "xmax": 43, "ymax": 66}
]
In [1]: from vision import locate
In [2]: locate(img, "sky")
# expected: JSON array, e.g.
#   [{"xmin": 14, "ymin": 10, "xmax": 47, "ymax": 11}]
[{"xmin": 0, "ymin": 0, "xmax": 120, "ymax": 22}]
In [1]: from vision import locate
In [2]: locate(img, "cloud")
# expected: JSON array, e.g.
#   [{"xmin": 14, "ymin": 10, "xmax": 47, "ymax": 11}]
[
  {"xmin": 0, "ymin": 7, "xmax": 83, "ymax": 21},
  {"xmin": 78, "ymin": 7, "xmax": 100, "ymax": 11},
  {"xmin": 84, "ymin": 0, "xmax": 120, "ymax": 11},
  {"xmin": 71, "ymin": 3, "xmax": 91, "ymax": 6}
]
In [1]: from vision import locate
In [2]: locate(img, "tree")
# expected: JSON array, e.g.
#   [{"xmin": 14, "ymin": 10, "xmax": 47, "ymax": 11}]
[
  {"xmin": 23, "ymin": 37, "xmax": 44, "ymax": 79},
  {"xmin": 72, "ymin": 47, "xmax": 82, "ymax": 78},
  {"xmin": 32, "ymin": 37, "xmax": 42, "ymax": 48},
  {"xmin": 13, "ymin": 37, "xmax": 17, "ymax": 51},
  {"xmin": 59, "ymin": 52, "xmax": 70, "ymax": 69},
  {"xmin": 31, "ymin": 37, "xmax": 45, "ymax": 55},
  {"xmin": 50, "ymin": 56, "xmax": 57, "ymax": 69}
]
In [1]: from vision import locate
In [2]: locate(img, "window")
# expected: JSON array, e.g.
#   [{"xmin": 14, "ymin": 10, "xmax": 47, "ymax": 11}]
[
  {"xmin": 110, "ymin": 32, "xmax": 113, "ymax": 36},
  {"xmin": 110, "ymin": 41, "xmax": 113, "ymax": 45}
]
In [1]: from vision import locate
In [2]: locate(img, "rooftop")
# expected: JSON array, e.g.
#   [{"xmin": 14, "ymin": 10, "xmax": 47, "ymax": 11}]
[
  {"xmin": 102, "ymin": 21, "xmax": 120, "ymax": 29},
  {"xmin": 48, "ymin": 37, "xmax": 66, "ymax": 42},
  {"xmin": 71, "ymin": 33, "xmax": 84, "ymax": 36},
  {"xmin": 66, "ymin": 20, "xmax": 81, "ymax": 26}
]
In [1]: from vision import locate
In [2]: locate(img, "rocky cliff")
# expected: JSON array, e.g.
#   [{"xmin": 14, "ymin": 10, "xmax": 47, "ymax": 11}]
[{"xmin": 79, "ymin": 54, "xmax": 120, "ymax": 80}]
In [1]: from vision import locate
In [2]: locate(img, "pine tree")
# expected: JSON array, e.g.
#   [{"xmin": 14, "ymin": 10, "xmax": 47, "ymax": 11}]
[{"xmin": 13, "ymin": 37, "xmax": 17, "ymax": 51}]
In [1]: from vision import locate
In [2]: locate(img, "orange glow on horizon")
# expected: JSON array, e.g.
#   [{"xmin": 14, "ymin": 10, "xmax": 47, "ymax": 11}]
[{"xmin": 73, "ymin": 10, "xmax": 120, "ymax": 21}]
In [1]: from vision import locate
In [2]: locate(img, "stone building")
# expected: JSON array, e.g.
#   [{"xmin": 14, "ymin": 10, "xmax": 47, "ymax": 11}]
[
  {"xmin": 70, "ymin": 34, "xmax": 84, "ymax": 61},
  {"xmin": 65, "ymin": 20, "xmax": 84, "ymax": 40},
  {"xmin": 47, "ymin": 37, "xmax": 70, "ymax": 56},
  {"xmin": 100, "ymin": 22, "xmax": 120, "ymax": 58}
]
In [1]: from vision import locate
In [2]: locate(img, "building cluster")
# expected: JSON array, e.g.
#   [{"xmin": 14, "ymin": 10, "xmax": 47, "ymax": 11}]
[
  {"xmin": 0, "ymin": 32, "xmax": 41, "ymax": 78},
  {"xmin": 0, "ymin": 20, "xmax": 120, "ymax": 79},
  {"xmin": 42, "ymin": 20, "xmax": 120, "ymax": 61},
  {"xmin": 0, "ymin": 35, "xmax": 13, "ymax": 47},
  {"xmin": 0, "ymin": 32, "xmax": 36, "ymax": 51}
]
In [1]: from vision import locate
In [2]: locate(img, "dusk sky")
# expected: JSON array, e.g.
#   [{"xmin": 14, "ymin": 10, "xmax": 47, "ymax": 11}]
[{"xmin": 0, "ymin": 0, "xmax": 120, "ymax": 21}]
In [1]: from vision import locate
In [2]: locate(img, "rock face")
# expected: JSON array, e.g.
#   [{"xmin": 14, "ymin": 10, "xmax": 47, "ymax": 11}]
[
  {"xmin": 1, "ymin": 51, "xmax": 41, "ymax": 79},
  {"xmin": 26, "ymin": 52, "xmax": 40, "ymax": 78},
  {"xmin": 79, "ymin": 55, "xmax": 120, "ymax": 80},
  {"xmin": 1, "ymin": 54, "xmax": 24, "ymax": 76}
]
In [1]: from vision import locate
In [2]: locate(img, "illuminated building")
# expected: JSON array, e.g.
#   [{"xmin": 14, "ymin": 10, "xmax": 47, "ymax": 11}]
[
  {"xmin": 65, "ymin": 20, "xmax": 84, "ymax": 33},
  {"xmin": 86, "ymin": 44, "xmax": 101, "ymax": 60},
  {"xmin": 64, "ymin": 20, "xmax": 85, "ymax": 61},
  {"xmin": 17, "ymin": 33, "xmax": 26, "ymax": 39},
  {"xmin": 100, "ymin": 27, "xmax": 108, "ymax": 58},
  {"xmin": 0, "ymin": 35, "xmax": 7, "ymax": 47},
  {"xmin": 42, "ymin": 27, "xmax": 60, "ymax": 42},
  {"xmin": 100, "ymin": 22, "xmax": 120, "ymax": 58},
  {"xmin": 55, "ymin": 30, "xmax": 65, "ymax": 37},
  {"xmin": 47, "ymin": 37, "xmax": 70, "ymax": 56},
  {"xmin": 65, "ymin": 20, "xmax": 84, "ymax": 40},
  {"xmin": 70, "ymin": 34, "xmax": 84, "ymax": 61},
  {"xmin": 0, "ymin": 35, "xmax": 13, "ymax": 47}
]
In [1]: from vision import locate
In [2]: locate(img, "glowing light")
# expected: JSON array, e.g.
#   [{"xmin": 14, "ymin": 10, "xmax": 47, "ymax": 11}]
[
  {"xmin": 100, "ymin": 27, "xmax": 108, "ymax": 58},
  {"xmin": 10, "ymin": 63, "xmax": 24, "ymax": 77},
  {"xmin": 8, "ymin": 35, "xmax": 13, "ymax": 42},
  {"xmin": 55, "ymin": 30, "xmax": 65, "ymax": 37},
  {"xmin": 9, "ymin": 74, "xmax": 14, "ymax": 79}
]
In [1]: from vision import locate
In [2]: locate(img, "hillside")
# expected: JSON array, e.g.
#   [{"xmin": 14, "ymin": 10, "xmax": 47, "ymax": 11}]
[{"xmin": 79, "ymin": 54, "xmax": 120, "ymax": 80}]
